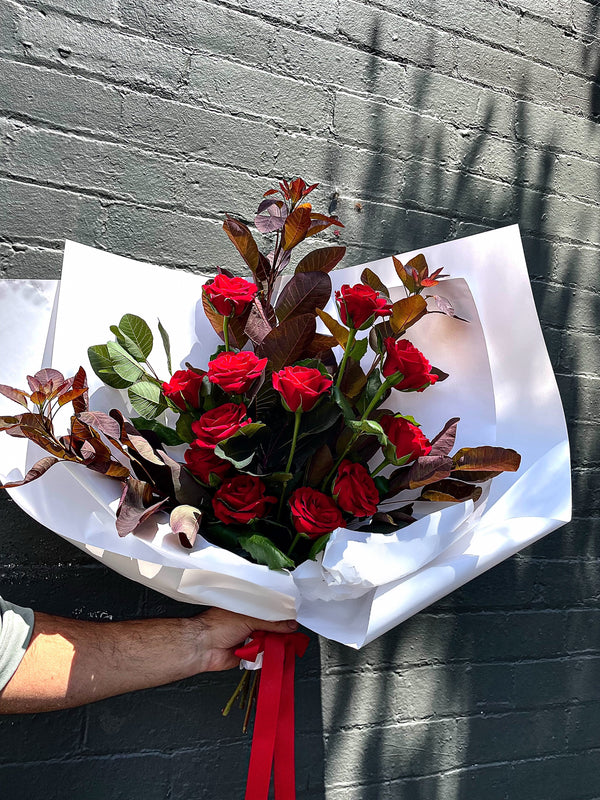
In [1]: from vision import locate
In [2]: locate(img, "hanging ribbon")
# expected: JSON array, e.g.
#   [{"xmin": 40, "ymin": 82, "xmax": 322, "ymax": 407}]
[{"xmin": 235, "ymin": 630, "xmax": 310, "ymax": 800}]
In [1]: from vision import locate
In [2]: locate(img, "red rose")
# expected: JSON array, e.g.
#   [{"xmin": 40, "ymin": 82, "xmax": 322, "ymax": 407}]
[
  {"xmin": 191, "ymin": 402, "xmax": 251, "ymax": 449},
  {"xmin": 162, "ymin": 369, "xmax": 205, "ymax": 411},
  {"xmin": 272, "ymin": 366, "xmax": 333, "ymax": 412},
  {"xmin": 208, "ymin": 351, "xmax": 268, "ymax": 394},
  {"xmin": 335, "ymin": 284, "xmax": 392, "ymax": 330},
  {"xmin": 184, "ymin": 444, "xmax": 230, "ymax": 484},
  {"xmin": 382, "ymin": 338, "xmax": 439, "ymax": 392},
  {"xmin": 380, "ymin": 414, "xmax": 432, "ymax": 463},
  {"xmin": 333, "ymin": 460, "xmax": 379, "ymax": 517},
  {"xmin": 203, "ymin": 274, "xmax": 258, "ymax": 317},
  {"xmin": 212, "ymin": 475, "xmax": 276, "ymax": 525},
  {"xmin": 289, "ymin": 487, "xmax": 344, "ymax": 538}
]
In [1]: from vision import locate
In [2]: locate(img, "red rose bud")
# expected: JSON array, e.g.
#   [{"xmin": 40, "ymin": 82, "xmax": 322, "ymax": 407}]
[
  {"xmin": 289, "ymin": 487, "xmax": 344, "ymax": 538},
  {"xmin": 162, "ymin": 369, "xmax": 205, "ymax": 411},
  {"xmin": 208, "ymin": 350, "xmax": 268, "ymax": 394},
  {"xmin": 333, "ymin": 460, "xmax": 379, "ymax": 517},
  {"xmin": 184, "ymin": 444, "xmax": 230, "ymax": 484},
  {"xmin": 382, "ymin": 338, "xmax": 439, "ymax": 392},
  {"xmin": 203, "ymin": 274, "xmax": 258, "ymax": 317},
  {"xmin": 191, "ymin": 402, "xmax": 251, "ymax": 449},
  {"xmin": 212, "ymin": 475, "xmax": 276, "ymax": 525},
  {"xmin": 272, "ymin": 365, "xmax": 333, "ymax": 412},
  {"xmin": 380, "ymin": 414, "xmax": 432, "ymax": 463},
  {"xmin": 335, "ymin": 284, "xmax": 392, "ymax": 330}
]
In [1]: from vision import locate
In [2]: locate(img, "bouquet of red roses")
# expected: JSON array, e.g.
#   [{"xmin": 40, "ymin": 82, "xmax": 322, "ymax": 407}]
[{"xmin": 0, "ymin": 179, "xmax": 520, "ymax": 574}]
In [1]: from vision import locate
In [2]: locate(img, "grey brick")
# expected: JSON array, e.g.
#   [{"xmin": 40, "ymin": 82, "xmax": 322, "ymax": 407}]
[
  {"xmin": 102, "ymin": 202, "xmax": 227, "ymax": 269},
  {"xmin": 120, "ymin": 92, "xmax": 277, "ymax": 172},
  {"xmin": 334, "ymin": 91, "xmax": 460, "ymax": 164},
  {"xmin": 6, "ymin": 2, "xmax": 188, "ymax": 92},
  {"xmin": 337, "ymin": 1, "xmax": 456, "ymax": 70},
  {"xmin": 28, "ymin": 0, "xmax": 116, "ymax": 23},
  {"xmin": 456, "ymin": 37, "xmax": 561, "ymax": 106},
  {"xmin": 373, "ymin": 0, "xmax": 520, "ymax": 49},
  {"xmin": 0, "ymin": 59, "xmax": 123, "ymax": 134},
  {"xmin": 556, "ymin": 373, "xmax": 600, "ymax": 423},
  {"xmin": 571, "ymin": 0, "xmax": 600, "ymax": 37},
  {"xmin": 0, "ymin": 176, "xmax": 103, "ymax": 244},
  {"xmin": 5, "ymin": 123, "xmax": 186, "ymax": 206},
  {"xmin": 491, "ymin": 0, "xmax": 571, "ymax": 28},
  {"xmin": 188, "ymin": 53, "xmax": 332, "ymax": 133},
  {"xmin": 514, "ymin": 99, "xmax": 600, "ymax": 162},
  {"xmin": 518, "ymin": 14, "xmax": 600, "ymax": 80},
  {"xmin": 225, "ymin": 0, "xmax": 339, "ymax": 35},
  {"xmin": 560, "ymin": 70, "xmax": 599, "ymax": 119},
  {"xmin": 531, "ymin": 281, "xmax": 600, "ymax": 334}
]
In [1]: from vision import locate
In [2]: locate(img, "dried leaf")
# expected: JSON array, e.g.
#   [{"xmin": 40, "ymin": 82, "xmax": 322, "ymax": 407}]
[
  {"xmin": 420, "ymin": 478, "xmax": 483, "ymax": 504},
  {"xmin": 116, "ymin": 478, "xmax": 167, "ymax": 537},
  {"xmin": 0, "ymin": 385, "xmax": 29, "ymax": 408},
  {"xmin": 0, "ymin": 456, "xmax": 60, "ymax": 488},
  {"xmin": 305, "ymin": 212, "xmax": 344, "ymax": 237},
  {"xmin": 170, "ymin": 505, "xmax": 202, "ymax": 548}
]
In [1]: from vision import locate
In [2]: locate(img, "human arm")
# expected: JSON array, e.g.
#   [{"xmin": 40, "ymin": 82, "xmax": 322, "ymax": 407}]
[{"xmin": 0, "ymin": 606, "xmax": 297, "ymax": 714}]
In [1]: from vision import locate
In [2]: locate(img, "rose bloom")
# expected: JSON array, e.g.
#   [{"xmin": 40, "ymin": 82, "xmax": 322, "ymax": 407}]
[
  {"xmin": 212, "ymin": 475, "xmax": 277, "ymax": 525},
  {"xmin": 208, "ymin": 350, "xmax": 268, "ymax": 394},
  {"xmin": 333, "ymin": 460, "xmax": 379, "ymax": 517},
  {"xmin": 335, "ymin": 284, "xmax": 392, "ymax": 330},
  {"xmin": 289, "ymin": 487, "xmax": 344, "ymax": 538},
  {"xmin": 382, "ymin": 337, "xmax": 439, "ymax": 392},
  {"xmin": 184, "ymin": 444, "xmax": 230, "ymax": 484},
  {"xmin": 380, "ymin": 414, "xmax": 432, "ymax": 462},
  {"xmin": 191, "ymin": 402, "xmax": 251, "ymax": 449},
  {"xmin": 203, "ymin": 274, "xmax": 258, "ymax": 317},
  {"xmin": 272, "ymin": 365, "xmax": 333, "ymax": 412},
  {"xmin": 162, "ymin": 369, "xmax": 205, "ymax": 411}
]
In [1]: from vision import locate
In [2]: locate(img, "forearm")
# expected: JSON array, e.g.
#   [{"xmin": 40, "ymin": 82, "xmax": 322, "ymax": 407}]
[{"xmin": 0, "ymin": 611, "xmax": 208, "ymax": 714}]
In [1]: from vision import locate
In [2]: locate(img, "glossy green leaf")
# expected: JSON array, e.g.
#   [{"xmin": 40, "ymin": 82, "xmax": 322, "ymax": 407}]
[
  {"xmin": 88, "ymin": 344, "xmax": 132, "ymax": 389},
  {"xmin": 240, "ymin": 534, "xmax": 295, "ymax": 570},
  {"xmin": 118, "ymin": 314, "xmax": 153, "ymax": 361},
  {"xmin": 107, "ymin": 341, "xmax": 146, "ymax": 384},
  {"xmin": 127, "ymin": 380, "xmax": 167, "ymax": 420},
  {"xmin": 158, "ymin": 319, "xmax": 173, "ymax": 375}
]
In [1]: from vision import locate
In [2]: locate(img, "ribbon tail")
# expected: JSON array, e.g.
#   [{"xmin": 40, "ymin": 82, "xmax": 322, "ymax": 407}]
[{"xmin": 274, "ymin": 642, "xmax": 298, "ymax": 800}]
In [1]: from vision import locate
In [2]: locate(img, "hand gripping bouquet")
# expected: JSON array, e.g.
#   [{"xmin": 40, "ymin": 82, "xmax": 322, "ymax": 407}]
[{"xmin": 0, "ymin": 179, "xmax": 571, "ymax": 800}]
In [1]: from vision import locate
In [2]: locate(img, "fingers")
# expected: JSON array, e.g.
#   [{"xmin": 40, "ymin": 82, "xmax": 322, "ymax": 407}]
[{"xmin": 245, "ymin": 618, "xmax": 298, "ymax": 634}]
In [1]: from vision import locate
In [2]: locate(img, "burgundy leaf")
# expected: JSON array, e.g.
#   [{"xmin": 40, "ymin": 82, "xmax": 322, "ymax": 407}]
[
  {"xmin": 420, "ymin": 478, "xmax": 483, "ymax": 504},
  {"xmin": 77, "ymin": 411, "xmax": 121, "ymax": 439},
  {"xmin": 71, "ymin": 366, "xmax": 89, "ymax": 413},
  {"xmin": 255, "ymin": 199, "xmax": 288, "ymax": 233},
  {"xmin": 295, "ymin": 246, "xmax": 346, "ymax": 275},
  {"xmin": 275, "ymin": 272, "xmax": 332, "ymax": 323},
  {"xmin": 158, "ymin": 450, "xmax": 211, "ymax": 507},
  {"xmin": 0, "ymin": 456, "xmax": 60, "ymax": 489},
  {"xmin": 34, "ymin": 368, "xmax": 64, "ymax": 386},
  {"xmin": 257, "ymin": 313, "xmax": 316, "ymax": 370},
  {"xmin": 429, "ymin": 417, "xmax": 460, "ymax": 457},
  {"xmin": 244, "ymin": 298, "xmax": 273, "ymax": 345},
  {"xmin": 0, "ymin": 385, "xmax": 29, "ymax": 408},
  {"xmin": 170, "ymin": 505, "xmax": 203, "ymax": 548},
  {"xmin": 281, "ymin": 206, "xmax": 312, "ymax": 251},
  {"xmin": 116, "ymin": 478, "xmax": 167, "ymax": 537}
]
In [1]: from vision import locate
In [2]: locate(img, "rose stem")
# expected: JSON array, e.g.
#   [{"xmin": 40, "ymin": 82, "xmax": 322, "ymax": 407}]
[
  {"xmin": 287, "ymin": 531, "xmax": 303, "ymax": 558},
  {"xmin": 370, "ymin": 459, "xmax": 389, "ymax": 477},
  {"xmin": 360, "ymin": 372, "xmax": 402, "ymax": 420},
  {"xmin": 222, "ymin": 669, "xmax": 250, "ymax": 717},
  {"xmin": 277, "ymin": 409, "xmax": 302, "ymax": 520},
  {"xmin": 223, "ymin": 315, "xmax": 230, "ymax": 352},
  {"xmin": 320, "ymin": 431, "xmax": 359, "ymax": 492},
  {"xmin": 335, "ymin": 327, "xmax": 356, "ymax": 389},
  {"xmin": 242, "ymin": 671, "xmax": 260, "ymax": 734}
]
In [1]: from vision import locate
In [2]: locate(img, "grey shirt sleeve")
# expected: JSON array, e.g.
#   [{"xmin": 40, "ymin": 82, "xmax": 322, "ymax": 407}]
[{"xmin": 0, "ymin": 596, "xmax": 35, "ymax": 691}]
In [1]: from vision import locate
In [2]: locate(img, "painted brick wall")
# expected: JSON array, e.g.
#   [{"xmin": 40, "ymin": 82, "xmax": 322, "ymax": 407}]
[{"xmin": 0, "ymin": 1, "xmax": 597, "ymax": 798}]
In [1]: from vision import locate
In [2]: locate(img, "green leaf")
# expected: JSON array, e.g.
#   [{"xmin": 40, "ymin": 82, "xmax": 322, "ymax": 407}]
[
  {"xmin": 347, "ymin": 418, "xmax": 387, "ymax": 445},
  {"xmin": 348, "ymin": 336, "xmax": 368, "ymax": 362},
  {"xmin": 88, "ymin": 344, "xmax": 133, "ymax": 389},
  {"xmin": 106, "ymin": 341, "xmax": 146, "ymax": 384},
  {"xmin": 175, "ymin": 413, "xmax": 196, "ymax": 443},
  {"xmin": 127, "ymin": 380, "xmax": 167, "ymax": 420},
  {"xmin": 332, "ymin": 386, "xmax": 355, "ymax": 422},
  {"xmin": 240, "ymin": 534, "xmax": 295, "ymax": 570},
  {"xmin": 158, "ymin": 319, "xmax": 173, "ymax": 375},
  {"xmin": 308, "ymin": 533, "xmax": 330, "ymax": 560},
  {"xmin": 205, "ymin": 521, "xmax": 243, "ymax": 551},
  {"xmin": 118, "ymin": 314, "xmax": 153, "ymax": 360},
  {"xmin": 131, "ymin": 417, "xmax": 183, "ymax": 446}
]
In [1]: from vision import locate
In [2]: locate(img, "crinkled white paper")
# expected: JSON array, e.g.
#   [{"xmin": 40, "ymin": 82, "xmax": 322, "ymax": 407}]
[{"xmin": 0, "ymin": 226, "xmax": 571, "ymax": 647}]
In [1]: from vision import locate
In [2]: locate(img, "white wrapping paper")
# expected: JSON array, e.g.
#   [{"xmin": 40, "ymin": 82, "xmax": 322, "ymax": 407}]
[{"xmin": 0, "ymin": 225, "xmax": 571, "ymax": 647}]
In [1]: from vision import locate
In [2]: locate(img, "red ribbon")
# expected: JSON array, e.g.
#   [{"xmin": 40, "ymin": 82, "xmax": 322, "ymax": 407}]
[{"xmin": 235, "ymin": 630, "xmax": 310, "ymax": 800}]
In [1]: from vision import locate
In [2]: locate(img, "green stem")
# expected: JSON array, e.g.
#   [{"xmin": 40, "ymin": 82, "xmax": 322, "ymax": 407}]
[
  {"xmin": 360, "ymin": 372, "xmax": 402, "ymax": 421},
  {"xmin": 320, "ymin": 431, "xmax": 359, "ymax": 492},
  {"xmin": 277, "ymin": 409, "xmax": 303, "ymax": 520},
  {"xmin": 370, "ymin": 459, "xmax": 388, "ymax": 477},
  {"xmin": 335, "ymin": 327, "xmax": 356, "ymax": 389},
  {"xmin": 222, "ymin": 670, "xmax": 250, "ymax": 717},
  {"xmin": 223, "ymin": 315, "xmax": 230, "ymax": 352},
  {"xmin": 287, "ymin": 531, "xmax": 303, "ymax": 558}
]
